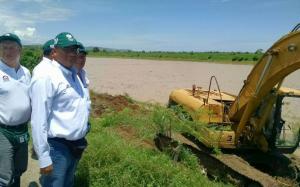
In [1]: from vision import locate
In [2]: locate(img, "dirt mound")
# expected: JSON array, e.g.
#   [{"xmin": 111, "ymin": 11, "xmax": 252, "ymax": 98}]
[
  {"xmin": 90, "ymin": 91, "xmax": 154, "ymax": 148},
  {"xmin": 115, "ymin": 125, "xmax": 155, "ymax": 149},
  {"xmin": 90, "ymin": 91, "xmax": 139, "ymax": 117}
]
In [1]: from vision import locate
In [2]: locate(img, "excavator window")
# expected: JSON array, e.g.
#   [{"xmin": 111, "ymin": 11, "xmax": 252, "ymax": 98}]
[{"xmin": 271, "ymin": 95, "xmax": 300, "ymax": 153}]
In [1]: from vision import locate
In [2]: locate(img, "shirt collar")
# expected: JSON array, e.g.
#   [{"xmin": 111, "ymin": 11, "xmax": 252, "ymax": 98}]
[
  {"xmin": 78, "ymin": 68, "xmax": 86, "ymax": 76},
  {"xmin": 78, "ymin": 69, "xmax": 87, "ymax": 84},
  {"xmin": 52, "ymin": 60, "xmax": 77, "ymax": 77},
  {"xmin": 0, "ymin": 59, "xmax": 13, "ymax": 71},
  {"xmin": 42, "ymin": 57, "xmax": 52, "ymax": 63}
]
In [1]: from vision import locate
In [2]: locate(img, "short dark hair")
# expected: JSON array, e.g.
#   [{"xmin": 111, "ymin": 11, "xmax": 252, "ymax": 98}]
[{"xmin": 43, "ymin": 48, "xmax": 52, "ymax": 56}]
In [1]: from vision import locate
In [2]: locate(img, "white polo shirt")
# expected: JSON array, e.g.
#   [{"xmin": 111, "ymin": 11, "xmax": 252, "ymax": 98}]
[
  {"xmin": 30, "ymin": 60, "xmax": 90, "ymax": 168},
  {"xmin": 0, "ymin": 60, "xmax": 31, "ymax": 126}
]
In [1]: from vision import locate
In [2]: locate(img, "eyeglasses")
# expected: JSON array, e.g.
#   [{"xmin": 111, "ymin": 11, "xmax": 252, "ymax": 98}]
[
  {"xmin": 59, "ymin": 46, "xmax": 87, "ymax": 56},
  {"xmin": 61, "ymin": 46, "xmax": 78, "ymax": 54},
  {"xmin": 77, "ymin": 52, "xmax": 86, "ymax": 57}
]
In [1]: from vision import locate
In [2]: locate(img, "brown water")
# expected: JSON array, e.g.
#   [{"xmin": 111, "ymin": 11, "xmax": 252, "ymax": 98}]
[
  {"xmin": 86, "ymin": 58, "xmax": 252, "ymax": 103},
  {"xmin": 85, "ymin": 57, "xmax": 300, "ymax": 104}
]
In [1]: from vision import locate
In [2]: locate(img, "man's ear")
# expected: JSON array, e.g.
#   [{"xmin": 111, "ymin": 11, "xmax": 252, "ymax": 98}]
[
  {"xmin": 50, "ymin": 49, "xmax": 55, "ymax": 59},
  {"xmin": 52, "ymin": 48, "xmax": 58, "ymax": 58}
]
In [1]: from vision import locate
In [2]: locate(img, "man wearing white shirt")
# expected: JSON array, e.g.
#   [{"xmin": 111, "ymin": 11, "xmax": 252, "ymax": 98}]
[
  {"xmin": 30, "ymin": 32, "xmax": 90, "ymax": 187},
  {"xmin": 31, "ymin": 39, "xmax": 55, "ymax": 160},
  {"xmin": 0, "ymin": 33, "xmax": 31, "ymax": 187},
  {"xmin": 32, "ymin": 39, "xmax": 54, "ymax": 77},
  {"xmin": 74, "ymin": 42, "xmax": 89, "ymax": 92}
]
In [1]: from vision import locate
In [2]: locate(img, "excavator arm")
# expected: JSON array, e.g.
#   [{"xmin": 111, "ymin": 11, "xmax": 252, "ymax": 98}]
[{"xmin": 228, "ymin": 25, "xmax": 300, "ymax": 148}]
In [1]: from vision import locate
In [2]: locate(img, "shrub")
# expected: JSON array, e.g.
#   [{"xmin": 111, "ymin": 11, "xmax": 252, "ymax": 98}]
[
  {"xmin": 93, "ymin": 47, "xmax": 100, "ymax": 52},
  {"xmin": 232, "ymin": 57, "xmax": 238, "ymax": 61},
  {"xmin": 21, "ymin": 46, "xmax": 42, "ymax": 71},
  {"xmin": 252, "ymin": 56, "xmax": 259, "ymax": 61}
]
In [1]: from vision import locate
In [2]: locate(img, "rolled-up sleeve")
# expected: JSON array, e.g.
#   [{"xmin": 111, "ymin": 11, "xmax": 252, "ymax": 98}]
[{"xmin": 30, "ymin": 76, "xmax": 54, "ymax": 168}]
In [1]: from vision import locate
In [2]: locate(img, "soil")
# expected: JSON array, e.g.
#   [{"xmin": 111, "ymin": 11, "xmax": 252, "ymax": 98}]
[
  {"xmin": 115, "ymin": 125, "xmax": 155, "ymax": 149},
  {"xmin": 21, "ymin": 149, "xmax": 40, "ymax": 187},
  {"xmin": 90, "ymin": 92, "xmax": 139, "ymax": 117}
]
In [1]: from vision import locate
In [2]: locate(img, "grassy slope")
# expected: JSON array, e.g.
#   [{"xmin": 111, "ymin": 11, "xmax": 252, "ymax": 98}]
[{"xmin": 75, "ymin": 92, "xmax": 233, "ymax": 187}]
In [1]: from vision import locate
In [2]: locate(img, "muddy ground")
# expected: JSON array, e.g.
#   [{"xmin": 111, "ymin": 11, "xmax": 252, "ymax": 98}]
[{"xmin": 22, "ymin": 58, "xmax": 300, "ymax": 186}]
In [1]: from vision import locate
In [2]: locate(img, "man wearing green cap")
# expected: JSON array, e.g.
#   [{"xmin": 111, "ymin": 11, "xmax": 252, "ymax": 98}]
[
  {"xmin": 30, "ymin": 32, "xmax": 90, "ymax": 187},
  {"xmin": 0, "ymin": 33, "xmax": 31, "ymax": 187},
  {"xmin": 32, "ymin": 39, "xmax": 54, "ymax": 77},
  {"xmin": 74, "ymin": 42, "xmax": 91, "ymax": 131},
  {"xmin": 75, "ymin": 42, "xmax": 89, "ymax": 89}
]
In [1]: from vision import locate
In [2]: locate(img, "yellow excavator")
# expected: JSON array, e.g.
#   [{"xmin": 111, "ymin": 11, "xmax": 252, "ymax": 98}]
[
  {"xmin": 169, "ymin": 24, "xmax": 300, "ymax": 153},
  {"xmin": 161, "ymin": 23, "xmax": 300, "ymax": 186}
]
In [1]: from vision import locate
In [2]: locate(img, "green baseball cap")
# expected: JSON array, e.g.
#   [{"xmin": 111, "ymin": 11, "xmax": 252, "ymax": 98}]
[
  {"xmin": 77, "ymin": 42, "xmax": 87, "ymax": 54},
  {"xmin": 42, "ymin": 39, "xmax": 55, "ymax": 52},
  {"xmin": 0, "ymin": 33, "xmax": 22, "ymax": 47},
  {"xmin": 54, "ymin": 32, "xmax": 78, "ymax": 48}
]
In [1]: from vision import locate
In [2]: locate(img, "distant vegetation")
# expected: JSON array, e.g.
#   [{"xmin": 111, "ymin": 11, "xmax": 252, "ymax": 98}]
[
  {"xmin": 19, "ymin": 45, "xmax": 264, "ymax": 72},
  {"xmin": 89, "ymin": 47, "xmax": 264, "ymax": 64},
  {"xmin": 21, "ymin": 45, "xmax": 42, "ymax": 71}
]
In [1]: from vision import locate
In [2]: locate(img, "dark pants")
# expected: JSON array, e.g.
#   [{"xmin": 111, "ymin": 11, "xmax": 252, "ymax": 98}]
[
  {"xmin": 0, "ymin": 131, "xmax": 28, "ymax": 187},
  {"xmin": 40, "ymin": 139, "xmax": 81, "ymax": 187}
]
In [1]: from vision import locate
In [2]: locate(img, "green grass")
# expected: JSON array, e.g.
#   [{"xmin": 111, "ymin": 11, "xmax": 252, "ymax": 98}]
[
  {"xmin": 88, "ymin": 50, "xmax": 263, "ymax": 65},
  {"xmin": 75, "ymin": 102, "xmax": 233, "ymax": 187}
]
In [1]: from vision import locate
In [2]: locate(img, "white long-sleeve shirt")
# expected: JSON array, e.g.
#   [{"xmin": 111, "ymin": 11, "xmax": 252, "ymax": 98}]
[
  {"xmin": 30, "ymin": 60, "xmax": 90, "ymax": 168},
  {"xmin": 32, "ymin": 57, "xmax": 53, "ymax": 78},
  {"xmin": 0, "ymin": 60, "xmax": 31, "ymax": 126},
  {"xmin": 78, "ymin": 69, "xmax": 91, "ymax": 112},
  {"xmin": 78, "ymin": 69, "xmax": 89, "ymax": 88}
]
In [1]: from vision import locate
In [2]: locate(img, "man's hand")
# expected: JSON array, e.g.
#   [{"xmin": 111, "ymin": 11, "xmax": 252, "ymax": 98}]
[{"xmin": 40, "ymin": 164, "xmax": 53, "ymax": 175}]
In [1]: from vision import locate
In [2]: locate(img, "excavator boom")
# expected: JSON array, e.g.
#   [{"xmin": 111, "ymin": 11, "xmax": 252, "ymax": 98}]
[{"xmin": 229, "ymin": 29, "xmax": 300, "ymax": 121}]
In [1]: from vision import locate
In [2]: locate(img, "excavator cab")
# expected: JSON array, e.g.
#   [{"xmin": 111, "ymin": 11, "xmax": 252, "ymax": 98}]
[{"xmin": 267, "ymin": 87, "xmax": 300, "ymax": 153}]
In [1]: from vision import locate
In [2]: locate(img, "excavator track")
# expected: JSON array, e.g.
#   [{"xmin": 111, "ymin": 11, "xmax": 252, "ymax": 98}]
[{"xmin": 154, "ymin": 132, "xmax": 299, "ymax": 187}]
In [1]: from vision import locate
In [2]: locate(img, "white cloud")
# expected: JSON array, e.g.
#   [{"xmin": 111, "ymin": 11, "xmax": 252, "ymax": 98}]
[
  {"xmin": 14, "ymin": 27, "xmax": 36, "ymax": 39},
  {"xmin": 0, "ymin": 0, "xmax": 73, "ymax": 43},
  {"xmin": 21, "ymin": 7, "xmax": 73, "ymax": 21}
]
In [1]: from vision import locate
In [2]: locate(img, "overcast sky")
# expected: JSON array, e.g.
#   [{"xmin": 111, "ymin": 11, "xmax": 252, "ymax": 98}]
[{"xmin": 0, "ymin": 0, "xmax": 299, "ymax": 52}]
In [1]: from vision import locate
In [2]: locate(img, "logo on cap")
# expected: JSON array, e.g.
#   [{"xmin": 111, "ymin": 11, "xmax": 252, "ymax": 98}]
[
  {"xmin": 54, "ymin": 38, "xmax": 58, "ymax": 45},
  {"xmin": 66, "ymin": 34, "xmax": 74, "ymax": 41}
]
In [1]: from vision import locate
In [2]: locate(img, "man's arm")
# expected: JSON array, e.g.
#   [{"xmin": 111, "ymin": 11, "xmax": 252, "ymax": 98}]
[{"xmin": 30, "ymin": 76, "xmax": 54, "ymax": 173}]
